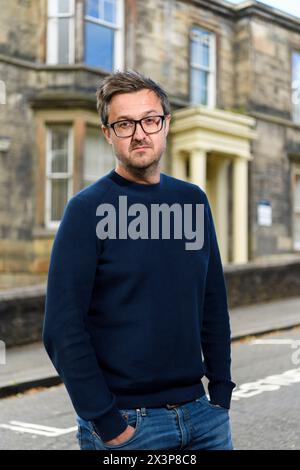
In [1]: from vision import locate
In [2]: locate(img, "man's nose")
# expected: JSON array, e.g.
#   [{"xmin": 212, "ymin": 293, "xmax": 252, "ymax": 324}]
[{"xmin": 132, "ymin": 121, "xmax": 147, "ymax": 139}]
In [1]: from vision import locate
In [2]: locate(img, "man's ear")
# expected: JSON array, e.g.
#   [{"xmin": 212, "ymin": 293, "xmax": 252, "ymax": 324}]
[
  {"xmin": 101, "ymin": 125, "xmax": 113, "ymax": 145},
  {"xmin": 164, "ymin": 114, "xmax": 171, "ymax": 136}
]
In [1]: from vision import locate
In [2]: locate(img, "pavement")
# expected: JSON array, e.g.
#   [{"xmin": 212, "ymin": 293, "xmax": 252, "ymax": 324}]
[{"xmin": 1, "ymin": 296, "xmax": 300, "ymax": 398}]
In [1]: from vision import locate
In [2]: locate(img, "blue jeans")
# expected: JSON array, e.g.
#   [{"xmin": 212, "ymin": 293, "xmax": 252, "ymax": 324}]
[{"xmin": 76, "ymin": 394, "xmax": 233, "ymax": 451}]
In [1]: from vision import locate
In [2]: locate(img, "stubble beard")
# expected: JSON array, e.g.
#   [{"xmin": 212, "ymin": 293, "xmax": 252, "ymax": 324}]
[{"xmin": 116, "ymin": 149, "xmax": 163, "ymax": 179}]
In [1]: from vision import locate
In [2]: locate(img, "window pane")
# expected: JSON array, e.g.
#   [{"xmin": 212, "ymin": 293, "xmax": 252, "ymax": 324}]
[
  {"xmin": 191, "ymin": 36, "xmax": 201, "ymax": 65},
  {"xmin": 191, "ymin": 69, "xmax": 208, "ymax": 105},
  {"xmin": 51, "ymin": 179, "xmax": 68, "ymax": 221},
  {"xmin": 58, "ymin": 18, "xmax": 70, "ymax": 63},
  {"xmin": 83, "ymin": 127, "xmax": 113, "ymax": 187},
  {"xmin": 85, "ymin": 22, "xmax": 114, "ymax": 70},
  {"xmin": 201, "ymin": 42, "xmax": 209, "ymax": 68},
  {"xmin": 49, "ymin": 0, "xmax": 72, "ymax": 16},
  {"xmin": 104, "ymin": 0, "xmax": 116, "ymax": 23},
  {"xmin": 58, "ymin": 0, "xmax": 71, "ymax": 14},
  {"xmin": 86, "ymin": 0, "xmax": 116, "ymax": 22},
  {"xmin": 51, "ymin": 127, "xmax": 68, "ymax": 151},
  {"xmin": 191, "ymin": 28, "xmax": 210, "ymax": 68},
  {"xmin": 50, "ymin": 128, "xmax": 69, "ymax": 172},
  {"xmin": 292, "ymin": 52, "xmax": 300, "ymax": 81},
  {"xmin": 86, "ymin": 0, "xmax": 99, "ymax": 18},
  {"xmin": 51, "ymin": 151, "xmax": 68, "ymax": 172}
]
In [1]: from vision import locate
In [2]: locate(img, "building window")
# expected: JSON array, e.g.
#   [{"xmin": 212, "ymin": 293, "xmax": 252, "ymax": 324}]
[
  {"xmin": 293, "ymin": 172, "xmax": 300, "ymax": 250},
  {"xmin": 83, "ymin": 127, "xmax": 114, "ymax": 187},
  {"xmin": 292, "ymin": 51, "xmax": 300, "ymax": 124},
  {"xmin": 47, "ymin": 0, "xmax": 75, "ymax": 65},
  {"xmin": 45, "ymin": 126, "xmax": 73, "ymax": 228},
  {"xmin": 190, "ymin": 27, "xmax": 216, "ymax": 106},
  {"xmin": 84, "ymin": 0, "xmax": 124, "ymax": 71}
]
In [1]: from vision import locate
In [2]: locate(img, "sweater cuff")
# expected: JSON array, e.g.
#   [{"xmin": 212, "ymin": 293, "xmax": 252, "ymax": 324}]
[
  {"xmin": 91, "ymin": 405, "xmax": 128, "ymax": 442},
  {"xmin": 208, "ymin": 381, "xmax": 236, "ymax": 409}
]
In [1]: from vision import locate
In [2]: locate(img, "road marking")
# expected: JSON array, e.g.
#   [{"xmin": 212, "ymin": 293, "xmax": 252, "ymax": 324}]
[
  {"xmin": 0, "ymin": 421, "xmax": 77, "ymax": 437},
  {"xmin": 249, "ymin": 338, "xmax": 300, "ymax": 364},
  {"xmin": 232, "ymin": 367, "xmax": 300, "ymax": 400}
]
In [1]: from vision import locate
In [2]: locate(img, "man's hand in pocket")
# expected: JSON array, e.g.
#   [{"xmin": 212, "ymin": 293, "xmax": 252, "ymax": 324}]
[{"xmin": 103, "ymin": 425, "xmax": 135, "ymax": 445}]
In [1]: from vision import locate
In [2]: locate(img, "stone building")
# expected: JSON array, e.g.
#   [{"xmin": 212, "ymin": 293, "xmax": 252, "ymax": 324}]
[{"xmin": 0, "ymin": 0, "xmax": 300, "ymax": 277}]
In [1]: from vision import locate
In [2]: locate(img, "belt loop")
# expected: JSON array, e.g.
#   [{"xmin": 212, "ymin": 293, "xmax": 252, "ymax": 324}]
[{"xmin": 140, "ymin": 407, "xmax": 147, "ymax": 416}]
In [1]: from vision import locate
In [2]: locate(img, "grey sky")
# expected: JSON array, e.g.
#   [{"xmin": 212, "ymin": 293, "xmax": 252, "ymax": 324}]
[{"xmin": 228, "ymin": 0, "xmax": 300, "ymax": 18}]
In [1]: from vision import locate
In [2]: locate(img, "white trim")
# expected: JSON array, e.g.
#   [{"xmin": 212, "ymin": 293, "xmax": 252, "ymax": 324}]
[
  {"xmin": 190, "ymin": 27, "xmax": 216, "ymax": 108},
  {"xmin": 85, "ymin": 16, "xmax": 118, "ymax": 29},
  {"xmin": 209, "ymin": 32, "xmax": 216, "ymax": 108},
  {"xmin": 46, "ymin": 0, "xmax": 75, "ymax": 65},
  {"xmin": 45, "ymin": 126, "xmax": 73, "ymax": 229}
]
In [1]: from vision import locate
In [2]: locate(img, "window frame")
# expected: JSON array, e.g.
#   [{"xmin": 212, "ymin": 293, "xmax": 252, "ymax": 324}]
[
  {"xmin": 45, "ymin": 125, "xmax": 74, "ymax": 229},
  {"xmin": 46, "ymin": 0, "xmax": 75, "ymax": 65},
  {"xmin": 189, "ymin": 26, "xmax": 216, "ymax": 107},
  {"xmin": 84, "ymin": 0, "xmax": 124, "ymax": 71},
  {"xmin": 293, "ymin": 167, "xmax": 300, "ymax": 251}
]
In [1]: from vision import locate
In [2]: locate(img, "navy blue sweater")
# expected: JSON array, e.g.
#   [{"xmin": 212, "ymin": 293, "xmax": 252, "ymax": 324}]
[{"xmin": 43, "ymin": 169, "xmax": 235, "ymax": 442}]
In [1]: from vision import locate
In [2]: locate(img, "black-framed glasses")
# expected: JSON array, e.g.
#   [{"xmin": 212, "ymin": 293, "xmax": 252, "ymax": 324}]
[{"xmin": 106, "ymin": 115, "xmax": 167, "ymax": 138}]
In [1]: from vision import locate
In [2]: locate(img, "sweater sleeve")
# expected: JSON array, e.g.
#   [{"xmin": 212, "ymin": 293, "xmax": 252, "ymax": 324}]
[
  {"xmin": 42, "ymin": 196, "xmax": 128, "ymax": 441},
  {"xmin": 201, "ymin": 193, "xmax": 236, "ymax": 408}
]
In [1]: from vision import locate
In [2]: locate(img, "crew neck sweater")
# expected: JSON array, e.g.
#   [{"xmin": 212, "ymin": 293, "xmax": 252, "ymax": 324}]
[{"xmin": 43, "ymin": 169, "xmax": 236, "ymax": 442}]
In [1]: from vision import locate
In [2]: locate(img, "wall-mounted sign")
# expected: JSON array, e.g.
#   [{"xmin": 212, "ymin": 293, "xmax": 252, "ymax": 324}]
[
  {"xmin": 0, "ymin": 137, "xmax": 11, "ymax": 152},
  {"xmin": 257, "ymin": 199, "xmax": 272, "ymax": 226}
]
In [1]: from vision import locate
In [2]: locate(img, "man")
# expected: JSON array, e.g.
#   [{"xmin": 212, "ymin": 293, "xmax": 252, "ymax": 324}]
[{"xmin": 43, "ymin": 70, "xmax": 236, "ymax": 451}]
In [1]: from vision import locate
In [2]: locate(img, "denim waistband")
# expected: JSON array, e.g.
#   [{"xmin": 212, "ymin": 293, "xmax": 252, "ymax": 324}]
[{"xmin": 137, "ymin": 398, "xmax": 198, "ymax": 416}]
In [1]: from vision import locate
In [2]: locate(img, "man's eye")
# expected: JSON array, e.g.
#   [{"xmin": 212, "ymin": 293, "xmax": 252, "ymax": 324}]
[
  {"xmin": 118, "ymin": 121, "xmax": 132, "ymax": 129},
  {"xmin": 144, "ymin": 118, "xmax": 155, "ymax": 124}
]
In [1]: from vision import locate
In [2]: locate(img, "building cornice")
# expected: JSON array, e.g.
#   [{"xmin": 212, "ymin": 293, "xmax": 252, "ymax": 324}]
[
  {"xmin": 187, "ymin": 0, "xmax": 235, "ymax": 19},
  {"xmin": 234, "ymin": 1, "xmax": 300, "ymax": 33},
  {"xmin": 0, "ymin": 54, "xmax": 108, "ymax": 76},
  {"xmin": 29, "ymin": 91, "xmax": 97, "ymax": 111},
  {"xmin": 188, "ymin": 0, "xmax": 300, "ymax": 33},
  {"xmin": 249, "ymin": 110, "xmax": 300, "ymax": 131}
]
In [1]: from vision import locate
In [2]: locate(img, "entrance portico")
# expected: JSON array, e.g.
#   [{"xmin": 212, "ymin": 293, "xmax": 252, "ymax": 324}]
[{"xmin": 170, "ymin": 106, "xmax": 257, "ymax": 264}]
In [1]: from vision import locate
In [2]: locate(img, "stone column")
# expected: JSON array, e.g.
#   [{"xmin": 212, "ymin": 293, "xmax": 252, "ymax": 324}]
[
  {"xmin": 172, "ymin": 151, "xmax": 188, "ymax": 181},
  {"xmin": 190, "ymin": 148, "xmax": 207, "ymax": 191},
  {"xmin": 214, "ymin": 159, "xmax": 230, "ymax": 264},
  {"xmin": 232, "ymin": 157, "xmax": 248, "ymax": 263}
]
